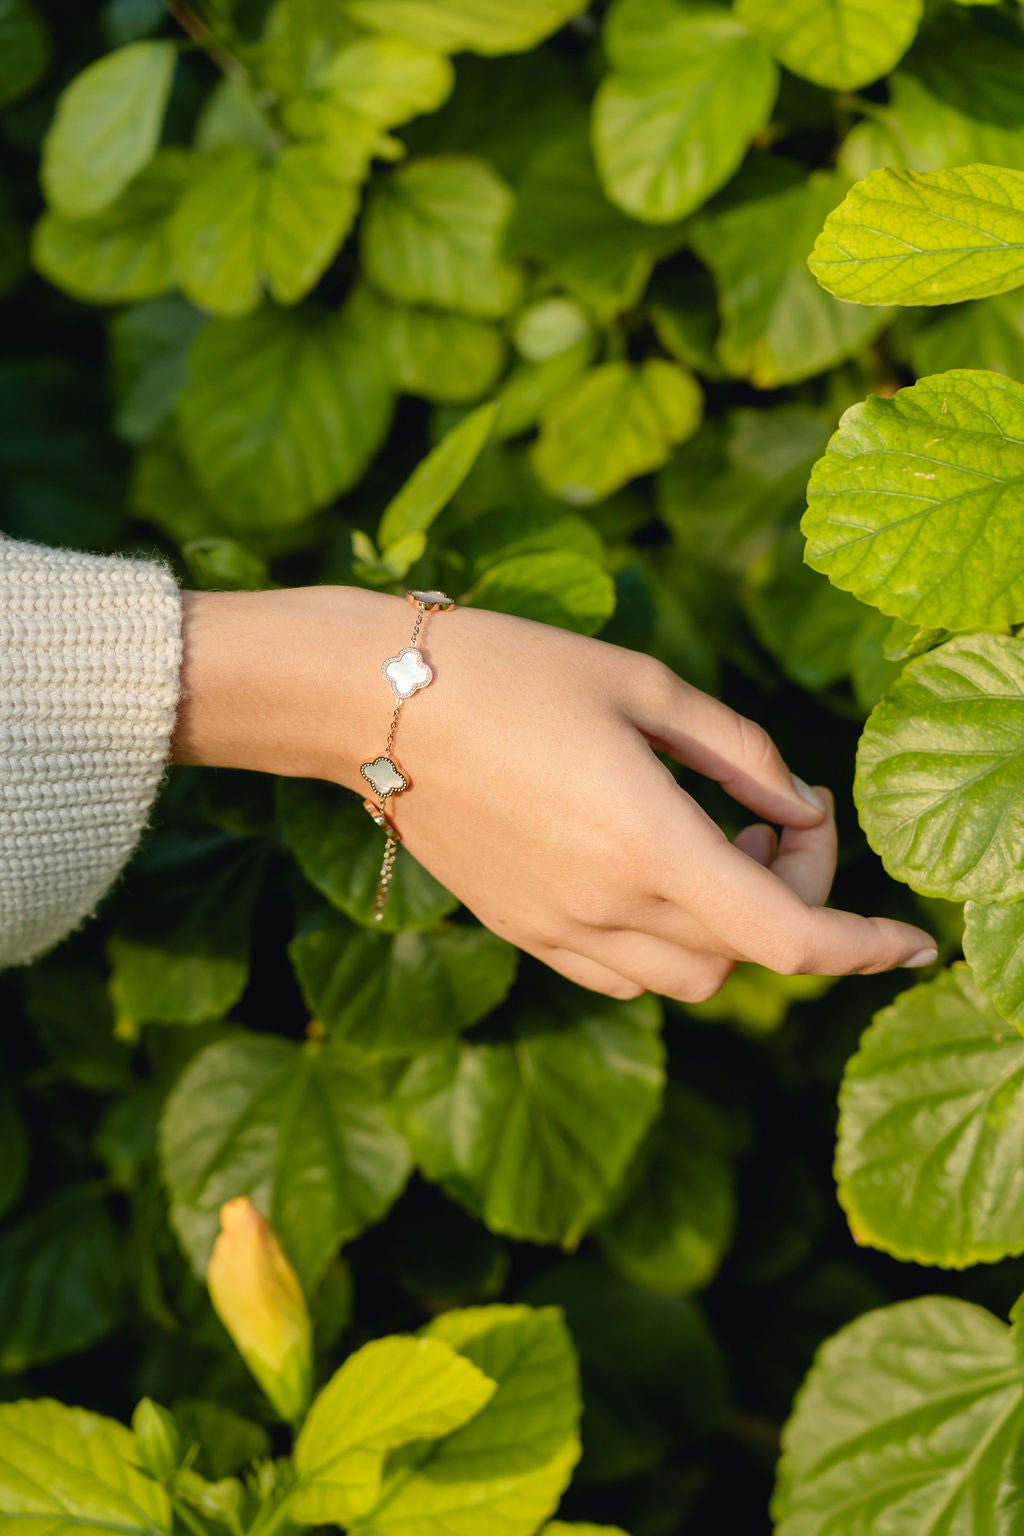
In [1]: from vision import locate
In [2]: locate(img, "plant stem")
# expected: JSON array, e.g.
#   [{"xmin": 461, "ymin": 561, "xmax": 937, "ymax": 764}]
[{"xmin": 163, "ymin": 0, "xmax": 247, "ymax": 81}]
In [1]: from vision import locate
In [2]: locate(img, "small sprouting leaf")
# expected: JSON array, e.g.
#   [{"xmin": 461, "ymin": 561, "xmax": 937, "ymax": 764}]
[
  {"xmin": 293, "ymin": 1336, "xmax": 495, "ymax": 1522},
  {"xmin": 855, "ymin": 633, "xmax": 1024, "ymax": 902},
  {"xmin": 394, "ymin": 990, "xmax": 664, "ymax": 1246},
  {"xmin": 363, "ymin": 1305, "xmax": 581, "ymax": 1536},
  {"xmin": 0, "ymin": 1399, "xmax": 172, "ymax": 1534},
  {"xmin": 41, "ymin": 40, "xmax": 177, "ymax": 218},
  {"xmin": 532, "ymin": 359, "xmax": 702, "ymax": 505},
  {"xmin": 361, "ymin": 156, "xmax": 522, "ymax": 317},
  {"xmin": 735, "ymin": 0, "xmax": 922, "ymax": 90},
  {"xmin": 290, "ymin": 907, "xmax": 518, "ymax": 1056},
  {"xmin": 592, "ymin": 0, "xmax": 778, "ymax": 224},
  {"xmin": 773, "ymin": 1296, "xmax": 1024, "ymax": 1534},
  {"xmin": 803, "ymin": 370, "xmax": 1024, "ymax": 630},
  {"xmin": 177, "ymin": 307, "xmax": 394, "ymax": 528},
  {"xmin": 159, "ymin": 1033, "xmax": 411, "ymax": 1289},
  {"xmin": 808, "ymin": 164, "xmax": 1024, "ymax": 306},
  {"xmin": 837, "ymin": 966, "xmax": 1024, "ymax": 1265},
  {"xmin": 378, "ymin": 399, "xmax": 500, "ymax": 547}
]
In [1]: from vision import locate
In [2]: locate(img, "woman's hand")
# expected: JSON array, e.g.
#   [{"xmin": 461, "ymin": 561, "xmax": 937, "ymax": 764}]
[{"xmin": 172, "ymin": 585, "xmax": 937, "ymax": 1002}]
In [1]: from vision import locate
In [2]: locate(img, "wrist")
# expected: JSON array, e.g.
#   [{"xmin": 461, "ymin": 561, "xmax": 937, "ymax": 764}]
[{"xmin": 170, "ymin": 585, "xmax": 412, "ymax": 788}]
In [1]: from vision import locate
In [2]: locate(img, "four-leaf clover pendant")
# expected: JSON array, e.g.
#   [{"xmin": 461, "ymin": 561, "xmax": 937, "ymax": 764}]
[
  {"xmin": 360, "ymin": 755, "xmax": 408, "ymax": 799},
  {"xmin": 382, "ymin": 646, "xmax": 433, "ymax": 699}
]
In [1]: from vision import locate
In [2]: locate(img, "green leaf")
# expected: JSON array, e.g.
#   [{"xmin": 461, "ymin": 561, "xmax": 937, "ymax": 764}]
[
  {"xmin": 293, "ymin": 1335, "xmax": 496, "ymax": 1523},
  {"xmin": 41, "ymin": 40, "xmax": 177, "ymax": 219},
  {"xmin": 658, "ymin": 406, "xmax": 829, "ymax": 575},
  {"xmin": 744, "ymin": 522, "xmax": 870, "ymax": 691},
  {"xmin": 735, "ymin": 0, "xmax": 922, "ymax": 90},
  {"xmin": 312, "ymin": 33, "xmax": 454, "ymax": 127},
  {"xmin": 808, "ymin": 164, "xmax": 1024, "ymax": 306},
  {"xmin": 33, "ymin": 148, "xmax": 189, "ymax": 305},
  {"xmin": 361, "ymin": 156, "xmax": 522, "ymax": 317},
  {"xmin": 908, "ymin": 290, "xmax": 1024, "ymax": 380},
  {"xmin": 111, "ymin": 294, "xmax": 204, "ymax": 443},
  {"xmin": 362, "ymin": 1305, "xmax": 581, "ymax": 1536},
  {"xmin": 108, "ymin": 835, "xmax": 265, "ymax": 1028},
  {"xmin": 964, "ymin": 899, "xmax": 1024, "ymax": 1031},
  {"xmin": 277, "ymin": 778, "xmax": 458, "ymax": 932},
  {"xmin": 338, "ymin": 0, "xmax": 587, "ymax": 54},
  {"xmin": 291, "ymin": 908, "xmax": 518, "ymax": 1057},
  {"xmin": 692, "ymin": 161, "xmax": 890, "ymax": 387},
  {"xmin": 170, "ymin": 143, "xmax": 360, "ymax": 318},
  {"xmin": 532, "ymin": 360, "xmax": 702, "ymax": 505},
  {"xmin": 177, "ymin": 306, "xmax": 394, "ymax": 528},
  {"xmin": 543, "ymin": 1526, "xmax": 631, "ymax": 1535},
  {"xmin": 0, "ymin": 1191, "xmax": 122, "ymax": 1371},
  {"xmin": 836, "ymin": 966, "xmax": 1024, "ymax": 1265},
  {"xmin": 772, "ymin": 1295, "xmax": 1024, "ymax": 1534},
  {"xmin": 592, "ymin": 0, "xmax": 778, "ymax": 224},
  {"xmin": 378, "ymin": 399, "xmax": 500, "ymax": 547},
  {"xmin": 0, "ymin": 0, "xmax": 48, "ymax": 107},
  {"xmin": 182, "ymin": 536, "xmax": 271, "ymax": 591},
  {"xmin": 647, "ymin": 265, "xmax": 727, "ymax": 380},
  {"xmin": 515, "ymin": 298, "xmax": 591, "ymax": 361},
  {"xmin": 803, "ymin": 370, "xmax": 1024, "ymax": 630},
  {"xmin": 171, "ymin": 1399, "xmax": 270, "ymax": 1481},
  {"xmin": 465, "ymin": 550, "xmax": 617, "ymax": 636},
  {"xmin": 159, "ymin": 1033, "xmax": 411, "ymax": 1289},
  {"xmin": 597, "ymin": 1087, "xmax": 736, "ymax": 1294},
  {"xmin": 394, "ymin": 991, "xmax": 664, "ymax": 1245},
  {"xmin": 344, "ymin": 284, "xmax": 506, "ymax": 404},
  {"xmin": 495, "ymin": 339, "xmax": 596, "ymax": 442},
  {"xmin": 506, "ymin": 125, "xmax": 685, "ymax": 322},
  {"xmin": 258, "ymin": 0, "xmax": 362, "ymax": 94},
  {"xmin": 0, "ymin": 1398, "xmax": 172, "ymax": 1534},
  {"xmin": 855, "ymin": 634, "xmax": 1024, "ymax": 902}
]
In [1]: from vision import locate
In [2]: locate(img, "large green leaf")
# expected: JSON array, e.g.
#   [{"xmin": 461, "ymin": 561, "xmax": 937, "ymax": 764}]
[
  {"xmin": 690, "ymin": 162, "xmax": 890, "ymax": 387},
  {"xmin": 506, "ymin": 125, "xmax": 686, "ymax": 322},
  {"xmin": 592, "ymin": 0, "xmax": 778, "ymax": 224},
  {"xmin": 744, "ymin": 523, "xmax": 870, "ymax": 691},
  {"xmin": 773, "ymin": 1296, "xmax": 1024, "ymax": 1534},
  {"xmin": 41, "ymin": 41, "xmax": 177, "ymax": 218},
  {"xmin": 532, "ymin": 360, "xmax": 702, "ymax": 505},
  {"xmin": 290, "ymin": 907, "xmax": 518, "ymax": 1056},
  {"xmin": 597, "ymin": 1087, "xmax": 736, "ymax": 1294},
  {"xmin": 855, "ymin": 634, "xmax": 1024, "ymax": 902},
  {"xmin": 378, "ymin": 399, "xmax": 500, "ymax": 547},
  {"xmin": 111, "ymin": 294, "xmax": 204, "ymax": 443},
  {"xmin": 361, "ymin": 156, "xmax": 522, "ymax": 317},
  {"xmin": 964, "ymin": 899, "xmax": 1024, "ymax": 1032},
  {"xmin": 339, "ymin": 0, "xmax": 587, "ymax": 54},
  {"xmin": 344, "ymin": 284, "xmax": 506, "ymax": 403},
  {"xmin": 802, "ymin": 370, "xmax": 1024, "ymax": 630},
  {"xmin": 159, "ymin": 1033, "xmax": 411, "ymax": 1288},
  {"xmin": 277, "ymin": 778, "xmax": 458, "ymax": 932},
  {"xmin": 0, "ymin": 1191, "xmax": 122, "ymax": 1371},
  {"xmin": 362, "ymin": 1305, "xmax": 581, "ymax": 1536},
  {"xmin": 284, "ymin": 32, "xmax": 454, "ymax": 139},
  {"xmin": 836, "ymin": 966, "xmax": 1024, "ymax": 1266},
  {"xmin": 808, "ymin": 164, "xmax": 1024, "ymax": 306},
  {"xmin": 177, "ymin": 306, "xmax": 394, "ymax": 528},
  {"xmin": 908, "ymin": 291, "xmax": 1024, "ymax": 379},
  {"xmin": 292, "ymin": 1335, "xmax": 495, "ymax": 1523},
  {"xmin": 735, "ymin": 0, "xmax": 922, "ymax": 90},
  {"xmin": 171, "ymin": 143, "xmax": 359, "ymax": 318},
  {"xmin": 107, "ymin": 834, "xmax": 266, "ymax": 1028},
  {"xmin": 33, "ymin": 149, "xmax": 188, "ymax": 304},
  {"xmin": 465, "ymin": 550, "xmax": 617, "ymax": 635},
  {"xmin": 393, "ymin": 991, "xmax": 664, "ymax": 1245},
  {"xmin": 0, "ymin": 1399, "xmax": 171, "ymax": 1534},
  {"xmin": 0, "ymin": 0, "xmax": 48, "ymax": 107}
]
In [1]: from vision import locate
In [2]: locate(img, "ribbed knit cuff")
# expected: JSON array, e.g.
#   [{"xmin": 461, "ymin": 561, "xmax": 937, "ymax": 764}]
[{"xmin": 0, "ymin": 536, "xmax": 183, "ymax": 968}]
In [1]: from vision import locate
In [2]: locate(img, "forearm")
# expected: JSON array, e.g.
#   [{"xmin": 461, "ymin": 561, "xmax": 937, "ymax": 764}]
[{"xmin": 170, "ymin": 585, "xmax": 412, "ymax": 791}]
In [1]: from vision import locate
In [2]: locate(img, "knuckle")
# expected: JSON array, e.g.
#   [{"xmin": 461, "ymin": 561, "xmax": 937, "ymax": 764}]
[
  {"xmin": 673, "ymin": 960, "xmax": 731, "ymax": 1004},
  {"xmin": 769, "ymin": 941, "xmax": 812, "ymax": 977},
  {"xmin": 735, "ymin": 713, "xmax": 779, "ymax": 772}
]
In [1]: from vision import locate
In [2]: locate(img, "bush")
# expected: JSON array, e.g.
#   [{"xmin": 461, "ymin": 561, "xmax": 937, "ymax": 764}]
[{"xmin": 5, "ymin": 1, "xmax": 1024, "ymax": 1532}]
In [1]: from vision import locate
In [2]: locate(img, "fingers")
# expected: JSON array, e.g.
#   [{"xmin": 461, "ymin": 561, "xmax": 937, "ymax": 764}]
[
  {"xmin": 733, "ymin": 822, "xmax": 778, "ymax": 868},
  {"xmin": 768, "ymin": 788, "xmax": 837, "ymax": 906},
  {"xmin": 631, "ymin": 666, "xmax": 827, "ymax": 828},
  {"xmin": 580, "ymin": 930, "xmax": 733, "ymax": 1004},
  {"xmin": 518, "ymin": 939, "xmax": 645, "ymax": 1000}
]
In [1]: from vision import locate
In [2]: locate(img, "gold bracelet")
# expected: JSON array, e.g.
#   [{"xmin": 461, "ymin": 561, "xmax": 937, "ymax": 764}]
[{"xmin": 360, "ymin": 588, "xmax": 455, "ymax": 921}]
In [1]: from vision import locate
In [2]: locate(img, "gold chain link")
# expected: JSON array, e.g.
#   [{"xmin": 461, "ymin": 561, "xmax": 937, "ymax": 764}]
[{"xmin": 372, "ymin": 832, "xmax": 400, "ymax": 923}]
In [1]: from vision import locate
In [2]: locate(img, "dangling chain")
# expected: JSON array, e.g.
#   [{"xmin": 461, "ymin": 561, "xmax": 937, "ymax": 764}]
[{"xmin": 359, "ymin": 590, "xmax": 455, "ymax": 922}]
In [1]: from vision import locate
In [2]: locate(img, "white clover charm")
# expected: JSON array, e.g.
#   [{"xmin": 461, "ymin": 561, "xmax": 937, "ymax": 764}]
[
  {"xmin": 360, "ymin": 756, "xmax": 408, "ymax": 799},
  {"xmin": 382, "ymin": 646, "xmax": 433, "ymax": 699}
]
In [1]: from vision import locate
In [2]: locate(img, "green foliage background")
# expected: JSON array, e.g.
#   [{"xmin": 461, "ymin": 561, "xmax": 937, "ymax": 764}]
[{"xmin": 8, "ymin": 1, "xmax": 1024, "ymax": 1532}]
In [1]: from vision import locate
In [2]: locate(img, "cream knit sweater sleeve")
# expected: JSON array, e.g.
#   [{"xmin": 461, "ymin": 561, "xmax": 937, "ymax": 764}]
[{"xmin": 0, "ymin": 536, "xmax": 183, "ymax": 969}]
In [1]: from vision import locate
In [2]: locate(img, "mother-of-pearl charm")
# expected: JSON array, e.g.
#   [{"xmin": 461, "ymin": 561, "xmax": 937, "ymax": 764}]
[
  {"xmin": 360, "ymin": 755, "xmax": 408, "ymax": 799},
  {"xmin": 407, "ymin": 589, "xmax": 454, "ymax": 610},
  {"xmin": 382, "ymin": 646, "xmax": 433, "ymax": 699}
]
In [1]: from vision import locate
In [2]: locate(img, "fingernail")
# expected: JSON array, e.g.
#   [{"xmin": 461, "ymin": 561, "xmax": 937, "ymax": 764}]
[
  {"xmin": 901, "ymin": 947, "xmax": 938, "ymax": 969},
  {"xmin": 792, "ymin": 776, "xmax": 827, "ymax": 813}
]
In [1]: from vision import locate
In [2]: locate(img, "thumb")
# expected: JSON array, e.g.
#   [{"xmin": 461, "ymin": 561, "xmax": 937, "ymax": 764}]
[{"xmin": 633, "ymin": 670, "xmax": 828, "ymax": 828}]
